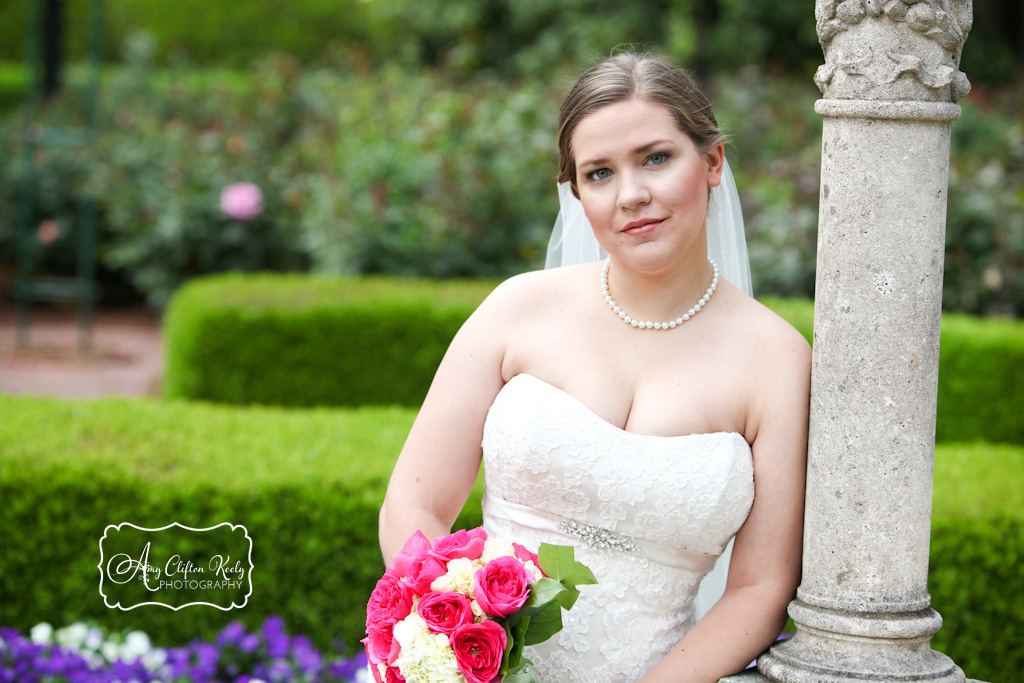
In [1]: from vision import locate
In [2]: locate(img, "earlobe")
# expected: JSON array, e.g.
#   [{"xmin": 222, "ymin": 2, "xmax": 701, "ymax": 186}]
[{"xmin": 706, "ymin": 144, "xmax": 725, "ymax": 188}]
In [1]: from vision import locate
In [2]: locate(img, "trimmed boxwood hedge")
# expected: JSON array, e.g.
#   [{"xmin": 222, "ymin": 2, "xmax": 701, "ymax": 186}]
[
  {"xmin": 0, "ymin": 397, "xmax": 480, "ymax": 657},
  {"xmin": 163, "ymin": 274, "xmax": 499, "ymax": 408},
  {"xmin": 0, "ymin": 396, "xmax": 1019, "ymax": 682},
  {"xmin": 164, "ymin": 274, "xmax": 1024, "ymax": 444}
]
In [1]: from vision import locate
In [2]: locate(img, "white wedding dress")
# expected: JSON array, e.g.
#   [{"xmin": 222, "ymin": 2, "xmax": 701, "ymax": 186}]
[{"xmin": 481, "ymin": 373, "xmax": 755, "ymax": 683}]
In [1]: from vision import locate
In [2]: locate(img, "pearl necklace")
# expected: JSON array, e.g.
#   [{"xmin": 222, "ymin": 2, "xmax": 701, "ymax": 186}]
[{"xmin": 600, "ymin": 258, "xmax": 719, "ymax": 330}]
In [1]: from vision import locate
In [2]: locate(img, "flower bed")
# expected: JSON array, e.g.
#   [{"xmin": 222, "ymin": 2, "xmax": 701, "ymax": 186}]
[{"xmin": 1, "ymin": 617, "xmax": 368, "ymax": 683}]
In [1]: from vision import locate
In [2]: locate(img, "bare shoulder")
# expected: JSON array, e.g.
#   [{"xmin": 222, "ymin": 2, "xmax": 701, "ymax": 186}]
[
  {"xmin": 472, "ymin": 263, "xmax": 594, "ymax": 325},
  {"xmin": 722, "ymin": 287, "xmax": 811, "ymax": 373},
  {"xmin": 716, "ymin": 287, "xmax": 811, "ymax": 447}
]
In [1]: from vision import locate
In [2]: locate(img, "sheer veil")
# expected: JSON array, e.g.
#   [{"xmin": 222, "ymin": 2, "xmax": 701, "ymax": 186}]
[{"xmin": 543, "ymin": 156, "xmax": 752, "ymax": 621}]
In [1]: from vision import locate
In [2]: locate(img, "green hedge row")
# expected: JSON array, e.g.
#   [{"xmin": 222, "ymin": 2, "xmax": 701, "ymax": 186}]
[
  {"xmin": 0, "ymin": 397, "xmax": 1018, "ymax": 682},
  {"xmin": 0, "ymin": 396, "xmax": 482, "ymax": 654},
  {"xmin": 163, "ymin": 274, "xmax": 498, "ymax": 407},
  {"xmin": 164, "ymin": 274, "xmax": 1024, "ymax": 444}
]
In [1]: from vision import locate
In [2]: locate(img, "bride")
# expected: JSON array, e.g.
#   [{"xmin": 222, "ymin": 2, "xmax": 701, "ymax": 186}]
[{"xmin": 378, "ymin": 52, "xmax": 810, "ymax": 682}]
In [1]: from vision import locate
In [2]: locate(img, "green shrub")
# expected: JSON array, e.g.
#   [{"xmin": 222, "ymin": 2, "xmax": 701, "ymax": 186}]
[
  {"xmin": 0, "ymin": 396, "xmax": 1018, "ymax": 681},
  {"xmin": 163, "ymin": 273, "xmax": 498, "ymax": 406},
  {"xmin": 165, "ymin": 281, "xmax": 1024, "ymax": 444},
  {"xmin": 3, "ymin": 57, "xmax": 1022, "ymax": 312},
  {"xmin": 930, "ymin": 443, "xmax": 1024, "ymax": 683},
  {"xmin": 0, "ymin": 395, "xmax": 483, "ymax": 652}
]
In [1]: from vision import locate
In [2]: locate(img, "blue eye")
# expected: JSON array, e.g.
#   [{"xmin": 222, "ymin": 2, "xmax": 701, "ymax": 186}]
[
  {"xmin": 587, "ymin": 168, "xmax": 611, "ymax": 182},
  {"xmin": 648, "ymin": 153, "xmax": 669, "ymax": 166}
]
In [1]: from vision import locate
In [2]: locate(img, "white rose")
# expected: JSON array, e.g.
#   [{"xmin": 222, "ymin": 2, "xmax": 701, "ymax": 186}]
[
  {"xmin": 393, "ymin": 613, "xmax": 432, "ymax": 656},
  {"xmin": 523, "ymin": 560, "xmax": 543, "ymax": 582},
  {"xmin": 430, "ymin": 557, "xmax": 478, "ymax": 596},
  {"xmin": 481, "ymin": 539, "xmax": 517, "ymax": 563},
  {"xmin": 470, "ymin": 599, "xmax": 487, "ymax": 622},
  {"xmin": 394, "ymin": 614, "xmax": 465, "ymax": 683}
]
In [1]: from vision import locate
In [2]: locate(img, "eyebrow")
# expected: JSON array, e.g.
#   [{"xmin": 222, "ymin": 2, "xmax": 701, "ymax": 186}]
[{"xmin": 577, "ymin": 139, "xmax": 675, "ymax": 170}]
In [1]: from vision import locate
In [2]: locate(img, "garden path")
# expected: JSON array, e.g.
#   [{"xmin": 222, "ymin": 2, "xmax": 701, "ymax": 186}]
[{"xmin": 0, "ymin": 302, "xmax": 162, "ymax": 398}]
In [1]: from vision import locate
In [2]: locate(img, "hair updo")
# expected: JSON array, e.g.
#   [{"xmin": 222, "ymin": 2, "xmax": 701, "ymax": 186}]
[{"xmin": 557, "ymin": 52, "xmax": 725, "ymax": 197}]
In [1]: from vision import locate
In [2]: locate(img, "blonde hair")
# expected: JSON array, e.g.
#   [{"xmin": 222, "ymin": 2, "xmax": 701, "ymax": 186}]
[{"xmin": 557, "ymin": 52, "xmax": 724, "ymax": 197}]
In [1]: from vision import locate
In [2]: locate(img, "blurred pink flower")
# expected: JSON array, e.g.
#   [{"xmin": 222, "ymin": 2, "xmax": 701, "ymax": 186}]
[
  {"xmin": 37, "ymin": 220, "xmax": 60, "ymax": 244},
  {"xmin": 220, "ymin": 182, "xmax": 263, "ymax": 220}
]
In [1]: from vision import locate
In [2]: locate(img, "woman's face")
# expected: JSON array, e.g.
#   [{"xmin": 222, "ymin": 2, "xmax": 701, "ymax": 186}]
[{"xmin": 572, "ymin": 98, "xmax": 724, "ymax": 272}]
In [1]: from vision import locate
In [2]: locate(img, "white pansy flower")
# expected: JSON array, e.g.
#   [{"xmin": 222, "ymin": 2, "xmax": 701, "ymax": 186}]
[
  {"xmin": 101, "ymin": 641, "xmax": 120, "ymax": 662},
  {"xmin": 430, "ymin": 557, "xmax": 478, "ymax": 596},
  {"xmin": 57, "ymin": 623, "xmax": 88, "ymax": 648},
  {"xmin": 121, "ymin": 630, "xmax": 152, "ymax": 660},
  {"xmin": 30, "ymin": 623, "xmax": 53, "ymax": 645},
  {"xmin": 84, "ymin": 627, "xmax": 103, "ymax": 651},
  {"xmin": 142, "ymin": 648, "xmax": 167, "ymax": 671}
]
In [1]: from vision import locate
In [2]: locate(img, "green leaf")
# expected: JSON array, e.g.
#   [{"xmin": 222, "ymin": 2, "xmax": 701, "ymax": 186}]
[
  {"xmin": 556, "ymin": 585, "xmax": 579, "ymax": 610},
  {"xmin": 506, "ymin": 615, "xmax": 529, "ymax": 670},
  {"xmin": 502, "ymin": 659, "xmax": 545, "ymax": 683},
  {"xmin": 521, "ymin": 599, "xmax": 563, "ymax": 646},
  {"xmin": 520, "ymin": 577, "xmax": 568, "ymax": 617},
  {"xmin": 500, "ymin": 620, "xmax": 516, "ymax": 676},
  {"xmin": 537, "ymin": 543, "xmax": 598, "ymax": 587}
]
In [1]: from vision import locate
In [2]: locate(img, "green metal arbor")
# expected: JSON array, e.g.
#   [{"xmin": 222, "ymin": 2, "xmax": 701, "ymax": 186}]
[{"xmin": 15, "ymin": 0, "xmax": 104, "ymax": 352}]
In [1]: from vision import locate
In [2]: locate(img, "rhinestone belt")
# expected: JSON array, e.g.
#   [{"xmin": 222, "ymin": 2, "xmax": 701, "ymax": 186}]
[
  {"xmin": 558, "ymin": 519, "xmax": 641, "ymax": 552},
  {"xmin": 481, "ymin": 491, "xmax": 720, "ymax": 572}
]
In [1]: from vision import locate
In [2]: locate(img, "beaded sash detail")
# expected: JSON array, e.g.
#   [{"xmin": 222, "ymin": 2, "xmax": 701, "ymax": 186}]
[
  {"xmin": 558, "ymin": 520, "xmax": 641, "ymax": 553},
  {"xmin": 482, "ymin": 491, "xmax": 719, "ymax": 573}
]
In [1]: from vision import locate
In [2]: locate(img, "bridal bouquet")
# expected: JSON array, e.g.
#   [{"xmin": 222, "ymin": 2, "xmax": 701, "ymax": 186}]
[{"xmin": 364, "ymin": 527, "xmax": 596, "ymax": 683}]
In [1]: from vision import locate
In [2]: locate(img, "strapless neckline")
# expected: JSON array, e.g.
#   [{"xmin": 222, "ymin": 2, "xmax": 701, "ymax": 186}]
[{"xmin": 503, "ymin": 373, "xmax": 749, "ymax": 445}]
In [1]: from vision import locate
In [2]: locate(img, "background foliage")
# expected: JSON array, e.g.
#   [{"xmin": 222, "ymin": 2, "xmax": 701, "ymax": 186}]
[
  {"xmin": 1, "ymin": 53, "xmax": 1021, "ymax": 313},
  {"xmin": 0, "ymin": 396, "xmax": 1019, "ymax": 683},
  {"xmin": 0, "ymin": 0, "xmax": 1018, "ymax": 84}
]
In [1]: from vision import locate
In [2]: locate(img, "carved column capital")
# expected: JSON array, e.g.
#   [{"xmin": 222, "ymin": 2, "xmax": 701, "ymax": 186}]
[{"xmin": 815, "ymin": 0, "xmax": 972, "ymax": 102}]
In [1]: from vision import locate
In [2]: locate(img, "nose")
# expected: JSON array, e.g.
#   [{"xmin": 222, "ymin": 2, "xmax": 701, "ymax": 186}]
[{"xmin": 617, "ymin": 170, "xmax": 651, "ymax": 210}]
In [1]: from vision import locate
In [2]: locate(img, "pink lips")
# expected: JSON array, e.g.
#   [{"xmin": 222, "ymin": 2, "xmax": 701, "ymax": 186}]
[{"xmin": 622, "ymin": 218, "xmax": 664, "ymax": 236}]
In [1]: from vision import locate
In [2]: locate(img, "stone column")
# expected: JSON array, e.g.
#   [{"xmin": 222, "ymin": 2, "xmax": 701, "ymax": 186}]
[{"xmin": 732, "ymin": 2, "xmax": 977, "ymax": 682}]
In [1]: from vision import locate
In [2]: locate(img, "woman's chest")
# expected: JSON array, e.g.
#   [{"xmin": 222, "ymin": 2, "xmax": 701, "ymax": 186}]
[{"xmin": 501, "ymin": 320, "xmax": 751, "ymax": 438}]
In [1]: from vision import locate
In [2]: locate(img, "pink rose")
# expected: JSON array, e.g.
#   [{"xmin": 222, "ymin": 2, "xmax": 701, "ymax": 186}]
[
  {"xmin": 473, "ymin": 556, "xmax": 531, "ymax": 617},
  {"xmin": 370, "ymin": 663, "xmax": 406, "ymax": 683},
  {"xmin": 366, "ymin": 573, "xmax": 413, "ymax": 628},
  {"xmin": 362, "ymin": 621, "xmax": 399, "ymax": 666},
  {"xmin": 219, "ymin": 181, "xmax": 263, "ymax": 220},
  {"xmin": 388, "ymin": 531, "xmax": 432, "ymax": 579},
  {"xmin": 513, "ymin": 543, "xmax": 544, "ymax": 576},
  {"xmin": 450, "ymin": 621, "xmax": 507, "ymax": 683},
  {"xmin": 405, "ymin": 554, "xmax": 448, "ymax": 596},
  {"xmin": 416, "ymin": 591, "xmax": 475, "ymax": 635},
  {"xmin": 432, "ymin": 527, "xmax": 487, "ymax": 562}
]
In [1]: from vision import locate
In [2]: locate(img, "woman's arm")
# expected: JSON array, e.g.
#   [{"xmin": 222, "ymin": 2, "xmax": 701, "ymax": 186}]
[
  {"xmin": 378, "ymin": 278, "xmax": 527, "ymax": 564},
  {"xmin": 639, "ymin": 320, "xmax": 811, "ymax": 683}
]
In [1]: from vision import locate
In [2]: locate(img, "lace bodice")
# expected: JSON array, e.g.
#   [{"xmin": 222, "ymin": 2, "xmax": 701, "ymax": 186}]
[{"xmin": 481, "ymin": 373, "xmax": 755, "ymax": 682}]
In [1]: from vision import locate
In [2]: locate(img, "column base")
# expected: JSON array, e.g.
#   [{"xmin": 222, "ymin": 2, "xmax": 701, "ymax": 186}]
[
  {"xmin": 750, "ymin": 601, "xmax": 964, "ymax": 683},
  {"xmin": 721, "ymin": 672, "xmax": 987, "ymax": 683}
]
